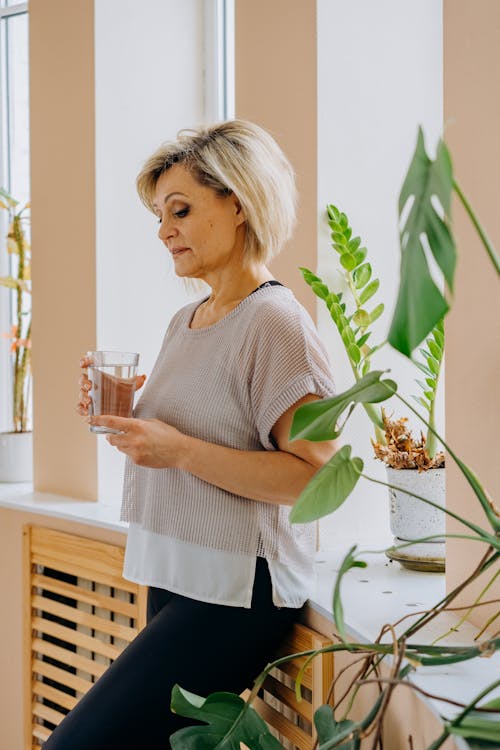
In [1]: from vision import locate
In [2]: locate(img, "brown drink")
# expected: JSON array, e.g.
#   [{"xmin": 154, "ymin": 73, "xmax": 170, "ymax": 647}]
[{"xmin": 87, "ymin": 351, "xmax": 139, "ymax": 434}]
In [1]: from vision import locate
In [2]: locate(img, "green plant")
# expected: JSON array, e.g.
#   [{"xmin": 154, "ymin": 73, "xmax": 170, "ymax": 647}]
[
  {"xmin": 301, "ymin": 195, "xmax": 445, "ymax": 468},
  {"xmin": 0, "ymin": 189, "xmax": 31, "ymax": 432},
  {"xmin": 168, "ymin": 130, "xmax": 500, "ymax": 749}
]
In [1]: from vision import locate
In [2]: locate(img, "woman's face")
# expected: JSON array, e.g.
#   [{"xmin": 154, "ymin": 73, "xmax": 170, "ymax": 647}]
[{"xmin": 152, "ymin": 164, "xmax": 246, "ymax": 281}]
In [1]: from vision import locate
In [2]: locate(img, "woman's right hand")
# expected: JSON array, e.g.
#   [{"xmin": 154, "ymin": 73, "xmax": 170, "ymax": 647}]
[{"xmin": 76, "ymin": 355, "xmax": 147, "ymax": 417}]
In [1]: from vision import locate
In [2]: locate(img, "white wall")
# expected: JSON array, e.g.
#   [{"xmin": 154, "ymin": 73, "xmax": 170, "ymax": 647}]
[
  {"xmin": 94, "ymin": 0, "xmax": 207, "ymax": 501},
  {"xmin": 317, "ymin": 0, "xmax": 443, "ymax": 546}
]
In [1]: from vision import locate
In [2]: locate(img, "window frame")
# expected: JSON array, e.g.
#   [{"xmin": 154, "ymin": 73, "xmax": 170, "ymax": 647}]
[{"xmin": 0, "ymin": 1, "xmax": 29, "ymax": 432}]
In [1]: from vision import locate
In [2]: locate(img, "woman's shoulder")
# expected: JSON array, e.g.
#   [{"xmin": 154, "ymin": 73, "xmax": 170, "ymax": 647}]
[{"xmin": 245, "ymin": 285, "xmax": 315, "ymax": 332}]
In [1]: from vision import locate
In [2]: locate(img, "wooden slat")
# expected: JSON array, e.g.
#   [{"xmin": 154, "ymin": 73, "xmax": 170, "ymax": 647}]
[
  {"xmin": 32, "ymin": 722, "xmax": 51, "ymax": 742},
  {"xmin": 31, "ymin": 552, "xmax": 135, "ymax": 593},
  {"xmin": 30, "ymin": 526, "xmax": 127, "ymax": 582},
  {"xmin": 32, "ymin": 680, "xmax": 78, "ymax": 712},
  {"xmin": 252, "ymin": 696, "xmax": 310, "ymax": 750},
  {"xmin": 273, "ymin": 660, "xmax": 313, "ymax": 690},
  {"xmin": 32, "ymin": 573, "xmax": 137, "ymax": 619},
  {"xmin": 32, "ymin": 637, "xmax": 107, "ymax": 680},
  {"xmin": 31, "ymin": 594, "xmax": 137, "ymax": 642},
  {"xmin": 262, "ymin": 674, "xmax": 312, "ymax": 721},
  {"xmin": 32, "ymin": 657, "xmax": 93, "ymax": 696},
  {"xmin": 32, "ymin": 700, "xmax": 66, "ymax": 727},
  {"xmin": 32, "ymin": 616, "xmax": 121, "ymax": 662},
  {"xmin": 311, "ymin": 634, "xmax": 334, "ymax": 716}
]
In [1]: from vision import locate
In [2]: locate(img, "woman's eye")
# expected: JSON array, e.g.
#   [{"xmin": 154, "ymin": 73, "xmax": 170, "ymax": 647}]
[{"xmin": 173, "ymin": 207, "xmax": 189, "ymax": 218}]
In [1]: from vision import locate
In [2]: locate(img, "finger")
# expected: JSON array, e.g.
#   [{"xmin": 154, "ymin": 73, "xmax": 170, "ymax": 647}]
[
  {"xmin": 80, "ymin": 355, "xmax": 94, "ymax": 369},
  {"xmin": 78, "ymin": 375, "xmax": 91, "ymax": 389},
  {"xmin": 76, "ymin": 404, "xmax": 89, "ymax": 416},
  {"xmin": 87, "ymin": 415, "xmax": 136, "ymax": 431},
  {"xmin": 134, "ymin": 374, "xmax": 147, "ymax": 391}
]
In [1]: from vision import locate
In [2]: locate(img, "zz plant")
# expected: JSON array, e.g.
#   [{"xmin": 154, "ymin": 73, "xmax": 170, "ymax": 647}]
[{"xmin": 168, "ymin": 130, "xmax": 500, "ymax": 749}]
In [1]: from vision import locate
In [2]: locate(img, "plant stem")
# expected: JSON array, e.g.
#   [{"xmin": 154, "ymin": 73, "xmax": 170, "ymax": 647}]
[
  {"xmin": 432, "ymin": 566, "xmax": 500, "ymax": 645},
  {"xmin": 453, "ymin": 179, "xmax": 500, "ymax": 275}
]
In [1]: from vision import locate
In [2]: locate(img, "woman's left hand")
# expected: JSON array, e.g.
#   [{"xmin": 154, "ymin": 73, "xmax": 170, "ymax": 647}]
[{"xmin": 87, "ymin": 416, "xmax": 187, "ymax": 469}]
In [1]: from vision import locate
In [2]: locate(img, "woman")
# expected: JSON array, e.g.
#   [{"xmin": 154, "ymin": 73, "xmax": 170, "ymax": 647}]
[{"xmin": 51, "ymin": 120, "xmax": 337, "ymax": 748}]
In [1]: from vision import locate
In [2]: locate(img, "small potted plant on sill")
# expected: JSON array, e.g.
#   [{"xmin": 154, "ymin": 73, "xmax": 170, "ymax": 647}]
[
  {"xmin": 0, "ymin": 188, "xmax": 32, "ymax": 482},
  {"xmin": 299, "ymin": 173, "xmax": 448, "ymax": 570}
]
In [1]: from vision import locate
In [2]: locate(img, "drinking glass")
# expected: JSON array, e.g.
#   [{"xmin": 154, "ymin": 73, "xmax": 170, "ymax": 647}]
[{"xmin": 87, "ymin": 351, "xmax": 139, "ymax": 434}]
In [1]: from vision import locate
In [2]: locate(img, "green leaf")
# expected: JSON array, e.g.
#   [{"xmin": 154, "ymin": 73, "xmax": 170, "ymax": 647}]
[
  {"xmin": 369, "ymin": 303, "xmax": 384, "ymax": 324},
  {"xmin": 428, "ymin": 339, "xmax": 441, "ymax": 360},
  {"xmin": 426, "ymin": 377, "xmax": 436, "ymax": 388},
  {"xmin": 340, "ymin": 326, "xmax": 355, "ymax": 347},
  {"xmin": 311, "ymin": 281, "xmax": 330, "ymax": 300},
  {"xmin": 352, "ymin": 309, "xmax": 370, "ymax": 327},
  {"xmin": 289, "ymin": 447, "xmax": 363, "ymax": 523},
  {"xmin": 353, "ymin": 263, "xmax": 371, "ymax": 289},
  {"xmin": 299, "ymin": 267, "xmax": 321, "ymax": 285},
  {"xmin": 352, "ymin": 247, "xmax": 367, "ymax": 266},
  {"xmin": 290, "ymin": 371, "xmax": 397, "ymax": 442},
  {"xmin": 339, "ymin": 212, "xmax": 348, "ymax": 228},
  {"xmin": 347, "ymin": 343, "xmax": 361, "ymax": 365},
  {"xmin": 170, "ymin": 686, "xmax": 283, "ymax": 750},
  {"xmin": 315, "ymin": 705, "xmax": 360, "ymax": 749},
  {"xmin": 356, "ymin": 331, "xmax": 371, "ymax": 348},
  {"xmin": 327, "ymin": 204, "xmax": 340, "ymax": 221},
  {"xmin": 332, "ymin": 231, "xmax": 346, "ymax": 246},
  {"xmin": 449, "ymin": 708, "xmax": 500, "ymax": 744},
  {"xmin": 389, "ymin": 128, "xmax": 456, "ymax": 356},
  {"xmin": 424, "ymin": 390, "xmax": 434, "ymax": 401},
  {"xmin": 428, "ymin": 356, "xmax": 440, "ymax": 375},
  {"xmin": 348, "ymin": 236, "xmax": 361, "ymax": 253},
  {"xmin": 433, "ymin": 328, "xmax": 445, "ymax": 349},
  {"xmin": 340, "ymin": 253, "xmax": 356, "ymax": 271},
  {"xmin": 359, "ymin": 279, "xmax": 380, "ymax": 305}
]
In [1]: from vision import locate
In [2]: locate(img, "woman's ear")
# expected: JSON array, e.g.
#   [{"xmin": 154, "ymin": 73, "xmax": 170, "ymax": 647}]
[{"xmin": 231, "ymin": 193, "xmax": 246, "ymax": 226}]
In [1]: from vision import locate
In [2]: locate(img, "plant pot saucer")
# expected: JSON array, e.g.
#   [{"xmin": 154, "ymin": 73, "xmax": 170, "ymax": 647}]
[{"xmin": 385, "ymin": 538, "xmax": 445, "ymax": 573}]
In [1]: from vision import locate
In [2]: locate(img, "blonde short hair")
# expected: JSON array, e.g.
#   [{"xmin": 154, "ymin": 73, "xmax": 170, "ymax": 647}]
[{"xmin": 136, "ymin": 120, "xmax": 297, "ymax": 264}]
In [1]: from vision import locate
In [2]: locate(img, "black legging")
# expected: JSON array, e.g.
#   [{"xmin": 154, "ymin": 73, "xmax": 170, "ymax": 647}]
[{"xmin": 43, "ymin": 557, "xmax": 301, "ymax": 748}]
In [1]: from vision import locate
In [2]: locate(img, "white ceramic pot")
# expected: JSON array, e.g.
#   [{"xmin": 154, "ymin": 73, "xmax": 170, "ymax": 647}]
[
  {"xmin": 387, "ymin": 467, "xmax": 446, "ymax": 542},
  {"xmin": 0, "ymin": 430, "xmax": 33, "ymax": 482}
]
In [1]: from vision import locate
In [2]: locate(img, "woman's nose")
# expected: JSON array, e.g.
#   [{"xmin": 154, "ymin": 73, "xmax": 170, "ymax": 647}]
[{"xmin": 158, "ymin": 218, "xmax": 176, "ymax": 242}]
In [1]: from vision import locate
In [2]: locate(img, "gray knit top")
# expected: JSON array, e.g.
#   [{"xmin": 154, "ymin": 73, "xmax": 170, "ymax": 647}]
[{"xmin": 121, "ymin": 285, "xmax": 335, "ymax": 602}]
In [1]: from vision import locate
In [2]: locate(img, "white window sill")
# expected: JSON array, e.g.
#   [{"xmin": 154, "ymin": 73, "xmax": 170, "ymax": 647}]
[{"xmin": 0, "ymin": 484, "xmax": 497, "ymax": 748}]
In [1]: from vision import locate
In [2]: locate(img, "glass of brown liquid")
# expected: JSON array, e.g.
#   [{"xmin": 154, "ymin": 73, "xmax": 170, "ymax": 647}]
[{"xmin": 87, "ymin": 351, "xmax": 139, "ymax": 434}]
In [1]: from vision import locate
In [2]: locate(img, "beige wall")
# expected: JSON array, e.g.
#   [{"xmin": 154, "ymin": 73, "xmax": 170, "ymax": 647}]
[
  {"xmin": 30, "ymin": 0, "xmax": 98, "ymax": 499},
  {"xmin": 235, "ymin": 0, "xmax": 317, "ymax": 318},
  {"xmin": 444, "ymin": 0, "xmax": 500, "ymax": 626}
]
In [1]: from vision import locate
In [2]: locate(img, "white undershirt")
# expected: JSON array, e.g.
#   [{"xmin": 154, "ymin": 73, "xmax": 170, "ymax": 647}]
[{"xmin": 123, "ymin": 523, "xmax": 315, "ymax": 609}]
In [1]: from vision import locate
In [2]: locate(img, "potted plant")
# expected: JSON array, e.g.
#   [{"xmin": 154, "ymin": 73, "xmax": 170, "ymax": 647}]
[
  {"xmin": 166, "ymin": 129, "xmax": 500, "ymax": 748},
  {"xmin": 299, "ymin": 194, "xmax": 446, "ymax": 570},
  {"xmin": 0, "ymin": 188, "xmax": 32, "ymax": 481}
]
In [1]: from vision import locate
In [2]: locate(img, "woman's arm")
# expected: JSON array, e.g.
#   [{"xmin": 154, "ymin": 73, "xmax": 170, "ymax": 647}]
[{"xmin": 88, "ymin": 394, "xmax": 339, "ymax": 506}]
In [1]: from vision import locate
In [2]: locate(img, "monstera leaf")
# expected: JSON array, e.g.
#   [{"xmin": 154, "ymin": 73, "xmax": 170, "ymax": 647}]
[
  {"xmin": 170, "ymin": 686, "xmax": 282, "ymax": 750},
  {"xmin": 389, "ymin": 128, "xmax": 456, "ymax": 357},
  {"xmin": 290, "ymin": 371, "xmax": 397, "ymax": 443},
  {"xmin": 314, "ymin": 706, "xmax": 360, "ymax": 749},
  {"xmin": 289, "ymin": 447, "xmax": 363, "ymax": 524}
]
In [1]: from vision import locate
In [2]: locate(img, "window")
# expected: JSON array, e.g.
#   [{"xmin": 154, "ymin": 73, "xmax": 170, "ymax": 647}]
[{"xmin": 0, "ymin": 1, "xmax": 29, "ymax": 432}]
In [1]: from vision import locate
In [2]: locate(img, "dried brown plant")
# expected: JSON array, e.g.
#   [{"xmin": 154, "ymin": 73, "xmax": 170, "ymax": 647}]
[{"xmin": 371, "ymin": 409, "xmax": 445, "ymax": 471}]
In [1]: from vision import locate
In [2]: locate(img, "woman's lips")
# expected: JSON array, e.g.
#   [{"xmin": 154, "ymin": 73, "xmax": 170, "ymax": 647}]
[{"xmin": 171, "ymin": 247, "xmax": 190, "ymax": 257}]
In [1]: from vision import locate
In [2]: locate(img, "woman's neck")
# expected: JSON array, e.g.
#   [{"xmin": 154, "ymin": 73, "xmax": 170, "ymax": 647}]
[{"xmin": 190, "ymin": 265, "xmax": 274, "ymax": 329}]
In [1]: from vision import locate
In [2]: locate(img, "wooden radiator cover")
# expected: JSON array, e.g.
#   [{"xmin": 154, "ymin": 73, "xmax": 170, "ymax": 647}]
[
  {"xmin": 23, "ymin": 525, "xmax": 147, "ymax": 749},
  {"xmin": 24, "ymin": 525, "xmax": 333, "ymax": 750}
]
